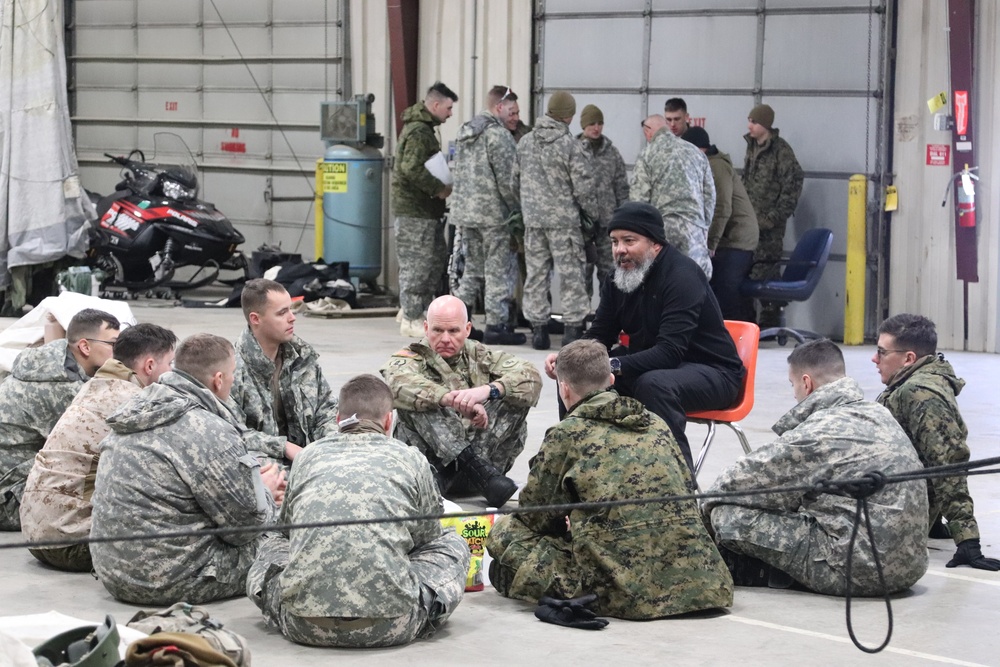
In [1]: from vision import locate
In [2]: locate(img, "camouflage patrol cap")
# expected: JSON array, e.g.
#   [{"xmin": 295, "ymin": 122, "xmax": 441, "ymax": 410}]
[{"xmin": 608, "ymin": 202, "xmax": 667, "ymax": 246}]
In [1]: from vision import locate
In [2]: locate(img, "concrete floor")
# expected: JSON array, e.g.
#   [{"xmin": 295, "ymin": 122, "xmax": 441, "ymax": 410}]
[{"xmin": 2, "ymin": 302, "xmax": 999, "ymax": 665}]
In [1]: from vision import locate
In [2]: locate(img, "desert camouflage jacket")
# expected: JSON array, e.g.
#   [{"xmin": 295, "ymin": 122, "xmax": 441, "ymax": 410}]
[
  {"xmin": 20, "ymin": 359, "xmax": 141, "ymax": 546},
  {"xmin": 380, "ymin": 338, "xmax": 541, "ymax": 413}
]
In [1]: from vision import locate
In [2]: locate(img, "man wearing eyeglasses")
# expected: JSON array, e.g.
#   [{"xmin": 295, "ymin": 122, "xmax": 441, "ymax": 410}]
[
  {"xmin": 0, "ymin": 308, "xmax": 120, "ymax": 529},
  {"xmin": 874, "ymin": 313, "xmax": 1000, "ymax": 572},
  {"xmin": 450, "ymin": 85, "xmax": 525, "ymax": 345}
]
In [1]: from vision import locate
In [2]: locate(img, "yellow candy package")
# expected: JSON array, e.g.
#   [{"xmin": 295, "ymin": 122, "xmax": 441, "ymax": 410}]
[{"xmin": 440, "ymin": 514, "xmax": 495, "ymax": 591}]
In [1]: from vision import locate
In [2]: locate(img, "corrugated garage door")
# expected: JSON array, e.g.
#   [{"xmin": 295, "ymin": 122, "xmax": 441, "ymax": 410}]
[
  {"xmin": 535, "ymin": 0, "xmax": 894, "ymax": 339},
  {"xmin": 68, "ymin": 0, "xmax": 346, "ymax": 261}
]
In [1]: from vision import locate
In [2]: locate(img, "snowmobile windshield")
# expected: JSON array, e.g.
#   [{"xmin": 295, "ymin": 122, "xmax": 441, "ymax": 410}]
[{"xmin": 152, "ymin": 132, "xmax": 199, "ymax": 200}]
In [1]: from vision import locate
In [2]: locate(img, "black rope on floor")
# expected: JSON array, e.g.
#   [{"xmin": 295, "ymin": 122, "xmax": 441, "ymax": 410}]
[{"xmin": 3, "ymin": 455, "xmax": 999, "ymax": 655}]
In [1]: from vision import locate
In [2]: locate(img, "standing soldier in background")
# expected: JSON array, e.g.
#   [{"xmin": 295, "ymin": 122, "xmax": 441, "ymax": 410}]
[
  {"xmin": 663, "ymin": 97, "xmax": 692, "ymax": 137},
  {"xmin": 577, "ymin": 104, "xmax": 629, "ymax": 296},
  {"xmin": 681, "ymin": 126, "xmax": 759, "ymax": 321},
  {"xmin": 633, "ymin": 114, "xmax": 715, "ymax": 279},
  {"xmin": 450, "ymin": 85, "xmax": 525, "ymax": 345},
  {"xmin": 392, "ymin": 82, "xmax": 459, "ymax": 338},
  {"xmin": 514, "ymin": 91, "xmax": 600, "ymax": 350},
  {"xmin": 742, "ymin": 104, "xmax": 804, "ymax": 328}
]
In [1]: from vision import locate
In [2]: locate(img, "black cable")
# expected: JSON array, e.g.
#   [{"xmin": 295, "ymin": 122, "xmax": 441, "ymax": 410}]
[{"xmin": 4, "ymin": 457, "xmax": 998, "ymax": 553}]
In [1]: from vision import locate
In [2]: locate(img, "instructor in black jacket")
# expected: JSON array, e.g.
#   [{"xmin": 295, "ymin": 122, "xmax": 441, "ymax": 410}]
[{"xmin": 544, "ymin": 202, "xmax": 744, "ymax": 473}]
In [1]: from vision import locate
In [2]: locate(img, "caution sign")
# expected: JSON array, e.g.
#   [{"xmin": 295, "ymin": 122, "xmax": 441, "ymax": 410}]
[{"xmin": 322, "ymin": 162, "xmax": 348, "ymax": 193}]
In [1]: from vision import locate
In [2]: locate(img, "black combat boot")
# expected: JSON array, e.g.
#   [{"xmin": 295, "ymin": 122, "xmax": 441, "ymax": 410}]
[
  {"xmin": 457, "ymin": 448, "xmax": 517, "ymax": 507},
  {"xmin": 532, "ymin": 325, "xmax": 551, "ymax": 350},
  {"xmin": 561, "ymin": 323, "xmax": 585, "ymax": 346},
  {"xmin": 484, "ymin": 324, "xmax": 526, "ymax": 345}
]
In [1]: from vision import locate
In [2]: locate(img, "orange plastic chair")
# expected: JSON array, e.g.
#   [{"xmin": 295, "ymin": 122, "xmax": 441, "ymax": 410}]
[{"xmin": 687, "ymin": 320, "xmax": 760, "ymax": 476}]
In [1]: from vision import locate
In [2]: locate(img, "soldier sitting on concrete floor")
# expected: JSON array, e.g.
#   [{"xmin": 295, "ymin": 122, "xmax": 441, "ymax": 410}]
[
  {"xmin": 230, "ymin": 278, "xmax": 339, "ymax": 465},
  {"xmin": 703, "ymin": 339, "xmax": 929, "ymax": 595},
  {"xmin": 487, "ymin": 340, "xmax": 733, "ymax": 618},
  {"xmin": 0, "ymin": 308, "xmax": 120, "ymax": 530},
  {"xmin": 20, "ymin": 323, "xmax": 177, "ymax": 572},
  {"xmin": 873, "ymin": 313, "xmax": 1000, "ymax": 571},
  {"xmin": 246, "ymin": 374, "xmax": 469, "ymax": 648},
  {"xmin": 380, "ymin": 295, "xmax": 541, "ymax": 507},
  {"xmin": 90, "ymin": 333, "xmax": 285, "ymax": 605}
]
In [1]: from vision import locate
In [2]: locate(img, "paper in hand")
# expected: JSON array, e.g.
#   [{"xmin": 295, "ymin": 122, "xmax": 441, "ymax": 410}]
[{"xmin": 424, "ymin": 151, "xmax": 453, "ymax": 186}]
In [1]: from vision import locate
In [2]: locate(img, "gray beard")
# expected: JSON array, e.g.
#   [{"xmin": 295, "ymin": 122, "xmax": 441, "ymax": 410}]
[{"xmin": 612, "ymin": 256, "xmax": 654, "ymax": 293}]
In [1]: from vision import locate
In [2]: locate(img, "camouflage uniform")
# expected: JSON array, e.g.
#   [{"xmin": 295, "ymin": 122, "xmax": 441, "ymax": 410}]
[
  {"xmin": 704, "ymin": 377, "xmax": 929, "ymax": 596},
  {"xmin": 578, "ymin": 134, "xmax": 629, "ymax": 293},
  {"xmin": 20, "ymin": 359, "xmax": 141, "ymax": 571},
  {"xmin": 229, "ymin": 328, "xmax": 338, "ymax": 459},
  {"xmin": 742, "ymin": 128, "xmax": 804, "ymax": 280},
  {"xmin": 487, "ymin": 391, "xmax": 733, "ymax": 618},
  {"xmin": 513, "ymin": 114, "xmax": 600, "ymax": 328},
  {"xmin": 631, "ymin": 127, "xmax": 716, "ymax": 279},
  {"xmin": 876, "ymin": 354, "xmax": 980, "ymax": 544},
  {"xmin": 0, "ymin": 339, "xmax": 88, "ymax": 530},
  {"xmin": 246, "ymin": 420, "xmax": 469, "ymax": 648},
  {"xmin": 90, "ymin": 370, "xmax": 278, "ymax": 604},
  {"xmin": 392, "ymin": 102, "xmax": 449, "ymax": 320},
  {"xmin": 450, "ymin": 111, "xmax": 520, "ymax": 327},
  {"xmin": 379, "ymin": 339, "xmax": 541, "ymax": 480}
]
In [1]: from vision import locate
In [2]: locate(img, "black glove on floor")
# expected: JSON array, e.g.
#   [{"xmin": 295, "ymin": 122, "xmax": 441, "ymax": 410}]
[
  {"xmin": 534, "ymin": 593, "xmax": 609, "ymax": 630},
  {"xmin": 946, "ymin": 538, "xmax": 1000, "ymax": 571}
]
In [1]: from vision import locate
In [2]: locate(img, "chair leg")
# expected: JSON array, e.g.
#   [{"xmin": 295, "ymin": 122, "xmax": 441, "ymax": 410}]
[
  {"xmin": 693, "ymin": 421, "xmax": 717, "ymax": 476},
  {"xmin": 727, "ymin": 421, "xmax": 752, "ymax": 455}
]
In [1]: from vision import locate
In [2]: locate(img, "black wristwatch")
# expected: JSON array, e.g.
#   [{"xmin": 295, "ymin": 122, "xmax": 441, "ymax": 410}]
[
  {"xmin": 488, "ymin": 383, "xmax": 502, "ymax": 401},
  {"xmin": 610, "ymin": 357, "xmax": 622, "ymax": 375}
]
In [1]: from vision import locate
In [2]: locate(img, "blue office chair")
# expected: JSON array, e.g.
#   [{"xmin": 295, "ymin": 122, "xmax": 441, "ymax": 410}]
[{"xmin": 740, "ymin": 228, "xmax": 833, "ymax": 346}]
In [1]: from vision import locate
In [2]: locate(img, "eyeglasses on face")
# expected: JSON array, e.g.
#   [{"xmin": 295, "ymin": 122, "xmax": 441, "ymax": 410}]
[
  {"xmin": 875, "ymin": 347, "xmax": 906, "ymax": 359},
  {"xmin": 86, "ymin": 338, "xmax": 117, "ymax": 348}
]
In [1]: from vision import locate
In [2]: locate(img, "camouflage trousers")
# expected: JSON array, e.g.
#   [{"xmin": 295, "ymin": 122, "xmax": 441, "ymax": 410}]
[
  {"xmin": 486, "ymin": 515, "xmax": 578, "ymax": 604},
  {"xmin": 29, "ymin": 544, "xmax": 93, "ymax": 572},
  {"xmin": 523, "ymin": 226, "xmax": 589, "ymax": 327},
  {"xmin": 395, "ymin": 216, "xmax": 449, "ymax": 320},
  {"xmin": 247, "ymin": 532, "xmax": 469, "ymax": 648},
  {"xmin": 394, "ymin": 400, "xmax": 529, "ymax": 473},
  {"xmin": 453, "ymin": 225, "xmax": 519, "ymax": 327},
  {"xmin": 97, "ymin": 537, "xmax": 260, "ymax": 605},
  {"xmin": 0, "ymin": 464, "xmax": 29, "ymax": 530},
  {"xmin": 584, "ymin": 222, "xmax": 613, "ymax": 299},
  {"xmin": 749, "ymin": 225, "xmax": 788, "ymax": 326},
  {"xmin": 711, "ymin": 504, "xmax": 925, "ymax": 596}
]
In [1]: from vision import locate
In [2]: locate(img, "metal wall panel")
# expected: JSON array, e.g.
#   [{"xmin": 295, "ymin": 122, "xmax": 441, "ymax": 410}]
[
  {"xmin": 888, "ymin": 2, "xmax": 1000, "ymax": 352},
  {"xmin": 71, "ymin": 0, "xmax": 343, "ymax": 260},
  {"xmin": 536, "ymin": 1, "xmax": 891, "ymax": 341}
]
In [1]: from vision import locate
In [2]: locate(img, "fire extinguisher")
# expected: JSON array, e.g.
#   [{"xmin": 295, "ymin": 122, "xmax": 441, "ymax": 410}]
[{"xmin": 941, "ymin": 164, "xmax": 979, "ymax": 228}]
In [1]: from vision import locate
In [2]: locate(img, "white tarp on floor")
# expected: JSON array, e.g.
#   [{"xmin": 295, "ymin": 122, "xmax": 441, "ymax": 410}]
[{"xmin": 0, "ymin": 0, "xmax": 94, "ymax": 290}]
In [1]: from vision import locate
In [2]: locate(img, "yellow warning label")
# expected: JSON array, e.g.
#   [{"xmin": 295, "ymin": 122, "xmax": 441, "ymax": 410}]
[
  {"xmin": 322, "ymin": 162, "xmax": 348, "ymax": 193},
  {"xmin": 927, "ymin": 92, "xmax": 947, "ymax": 113}
]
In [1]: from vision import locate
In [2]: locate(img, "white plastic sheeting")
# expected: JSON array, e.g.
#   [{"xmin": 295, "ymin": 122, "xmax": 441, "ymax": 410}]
[{"xmin": 0, "ymin": 0, "xmax": 94, "ymax": 289}]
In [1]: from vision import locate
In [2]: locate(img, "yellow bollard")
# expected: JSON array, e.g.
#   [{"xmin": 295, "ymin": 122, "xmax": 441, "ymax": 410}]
[
  {"xmin": 314, "ymin": 159, "xmax": 324, "ymax": 260},
  {"xmin": 844, "ymin": 174, "xmax": 867, "ymax": 345}
]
